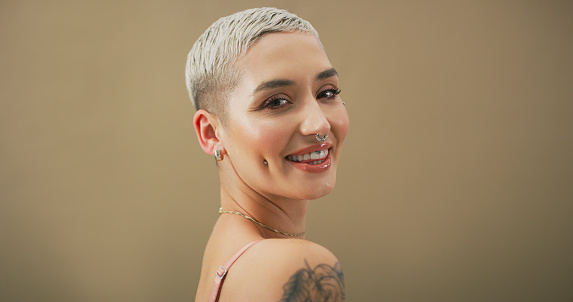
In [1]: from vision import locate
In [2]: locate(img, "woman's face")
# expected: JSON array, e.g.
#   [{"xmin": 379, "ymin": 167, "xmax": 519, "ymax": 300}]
[{"xmin": 220, "ymin": 32, "xmax": 349, "ymax": 201}]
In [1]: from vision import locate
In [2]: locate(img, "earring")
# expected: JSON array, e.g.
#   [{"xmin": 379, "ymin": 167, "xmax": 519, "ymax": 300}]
[
  {"xmin": 263, "ymin": 160, "xmax": 268, "ymax": 165},
  {"xmin": 215, "ymin": 149, "xmax": 223, "ymax": 161},
  {"xmin": 342, "ymin": 101, "xmax": 346, "ymax": 106}
]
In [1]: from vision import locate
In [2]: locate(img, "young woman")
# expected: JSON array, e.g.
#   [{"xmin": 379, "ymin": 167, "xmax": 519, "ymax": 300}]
[{"xmin": 185, "ymin": 7, "xmax": 349, "ymax": 301}]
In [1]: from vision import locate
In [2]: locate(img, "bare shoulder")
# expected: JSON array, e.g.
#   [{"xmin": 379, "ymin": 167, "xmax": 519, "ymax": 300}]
[{"xmin": 219, "ymin": 239, "xmax": 345, "ymax": 302}]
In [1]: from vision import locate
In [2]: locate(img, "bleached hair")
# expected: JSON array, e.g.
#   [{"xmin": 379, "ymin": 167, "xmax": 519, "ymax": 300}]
[{"xmin": 185, "ymin": 7, "xmax": 319, "ymax": 116}]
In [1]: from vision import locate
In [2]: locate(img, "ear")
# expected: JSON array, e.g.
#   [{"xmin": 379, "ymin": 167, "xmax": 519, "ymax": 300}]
[{"xmin": 193, "ymin": 109, "xmax": 224, "ymax": 156}]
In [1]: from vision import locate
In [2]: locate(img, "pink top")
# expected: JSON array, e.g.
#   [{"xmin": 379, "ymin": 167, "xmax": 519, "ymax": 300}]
[{"xmin": 208, "ymin": 240, "xmax": 263, "ymax": 302}]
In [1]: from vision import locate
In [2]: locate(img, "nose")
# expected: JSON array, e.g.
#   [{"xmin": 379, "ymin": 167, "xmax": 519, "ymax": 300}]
[{"xmin": 299, "ymin": 101, "xmax": 331, "ymax": 138}]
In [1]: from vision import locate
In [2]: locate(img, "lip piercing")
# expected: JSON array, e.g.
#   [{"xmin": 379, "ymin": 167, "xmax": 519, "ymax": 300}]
[{"xmin": 315, "ymin": 134, "xmax": 328, "ymax": 142}]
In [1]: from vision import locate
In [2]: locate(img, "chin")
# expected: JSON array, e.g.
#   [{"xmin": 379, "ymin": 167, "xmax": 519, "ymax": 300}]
[{"xmin": 297, "ymin": 180, "xmax": 336, "ymax": 200}]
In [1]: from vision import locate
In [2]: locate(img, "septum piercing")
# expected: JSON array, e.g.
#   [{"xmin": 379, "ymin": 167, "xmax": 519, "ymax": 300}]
[{"xmin": 315, "ymin": 134, "xmax": 328, "ymax": 142}]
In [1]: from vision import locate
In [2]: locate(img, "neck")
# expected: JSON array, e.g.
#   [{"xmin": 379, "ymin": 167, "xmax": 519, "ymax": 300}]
[{"xmin": 219, "ymin": 179, "xmax": 308, "ymax": 239}]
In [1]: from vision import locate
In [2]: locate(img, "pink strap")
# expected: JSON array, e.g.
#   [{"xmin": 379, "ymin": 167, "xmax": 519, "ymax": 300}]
[{"xmin": 208, "ymin": 240, "xmax": 262, "ymax": 302}]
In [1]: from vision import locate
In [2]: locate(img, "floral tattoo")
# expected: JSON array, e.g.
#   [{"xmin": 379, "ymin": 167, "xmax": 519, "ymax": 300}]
[{"xmin": 279, "ymin": 259, "xmax": 345, "ymax": 302}]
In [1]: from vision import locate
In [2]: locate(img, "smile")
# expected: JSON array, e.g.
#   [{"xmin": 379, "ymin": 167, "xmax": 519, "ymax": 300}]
[
  {"xmin": 286, "ymin": 149, "xmax": 328, "ymax": 165},
  {"xmin": 284, "ymin": 143, "xmax": 332, "ymax": 173}
]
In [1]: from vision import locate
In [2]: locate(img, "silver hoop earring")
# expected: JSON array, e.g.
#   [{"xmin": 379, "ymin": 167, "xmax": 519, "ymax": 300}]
[
  {"xmin": 215, "ymin": 149, "xmax": 223, "ymax": 161},
  {"xmin": 315, "ymin": 134, "xmax": 328, "ymax": 142}
]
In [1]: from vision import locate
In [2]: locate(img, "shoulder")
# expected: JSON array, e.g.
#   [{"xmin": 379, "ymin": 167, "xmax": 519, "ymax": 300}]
[{"xmin": 219, "ymin": 239, "xmax": 345, "ymax": 302}]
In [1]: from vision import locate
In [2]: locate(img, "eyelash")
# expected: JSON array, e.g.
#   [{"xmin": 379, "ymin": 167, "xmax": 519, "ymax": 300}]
[
  {"xmin": 317, "ymin": 88, "xmax": 342, "ymax": 100},
  {"xmin": 261, "ymin": 95, "xmax": 290, "ymax": 110},
  {"xmin": 260, "ymin": 87, "xmax": 342, "ymax": 110}
]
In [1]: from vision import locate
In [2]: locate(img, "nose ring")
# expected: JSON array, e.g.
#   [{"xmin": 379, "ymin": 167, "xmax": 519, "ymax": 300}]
[{"xmin": 315, "ymin": 134, "xmax": 328, "ymax": 142}]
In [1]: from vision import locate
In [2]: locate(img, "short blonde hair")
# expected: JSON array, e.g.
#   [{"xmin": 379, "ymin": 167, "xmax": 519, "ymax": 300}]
[{"xmin": 185, "ymin": 7, "xmax": 319, "ymax": 116}]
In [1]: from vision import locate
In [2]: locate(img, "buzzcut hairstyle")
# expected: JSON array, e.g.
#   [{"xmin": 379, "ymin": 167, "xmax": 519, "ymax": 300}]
[{"xmin": 185, "ymin": 7, "xmax": 319, "ymax": 118}]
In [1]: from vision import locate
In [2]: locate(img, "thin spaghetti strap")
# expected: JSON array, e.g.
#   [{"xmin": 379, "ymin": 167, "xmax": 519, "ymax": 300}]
[{"xmin": 208, "ymin": 240, "xmax": 263, "ymax": 302}]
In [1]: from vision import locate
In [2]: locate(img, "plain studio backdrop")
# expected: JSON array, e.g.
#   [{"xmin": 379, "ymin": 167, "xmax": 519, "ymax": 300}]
[{"xmin": 1, "ymin": 1, "xmax": 572, "ymax": 301}]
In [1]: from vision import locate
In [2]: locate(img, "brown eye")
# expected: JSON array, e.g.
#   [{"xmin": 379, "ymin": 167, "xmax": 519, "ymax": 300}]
[
  {"xmin": 263, "ymin": 96, "xmax": 290, "ymax": 110},
  {"xmin": 317, "ymin": 88, "xmax": 341, "ymax": 100}
]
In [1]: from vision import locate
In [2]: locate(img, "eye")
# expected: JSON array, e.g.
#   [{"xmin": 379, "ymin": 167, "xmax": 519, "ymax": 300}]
[
  {"xmin": 317, "ymin": 88, "xmax": 342, "ymax": 100},
  {"xmin": 261, "ymin": 95, "xmax": 290, "ymax": 110}
]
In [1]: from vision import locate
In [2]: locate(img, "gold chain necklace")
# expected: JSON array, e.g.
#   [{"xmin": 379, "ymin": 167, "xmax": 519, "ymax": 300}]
[{"xmin": 219, "ymin": 207, "xmax": 305, "ymax": 237}]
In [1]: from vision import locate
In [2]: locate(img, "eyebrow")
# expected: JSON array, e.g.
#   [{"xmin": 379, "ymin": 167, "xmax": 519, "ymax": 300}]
[
  {"xmin": 316, "ymin": 68, "xmax": 338, "ymax": 81},
  {"xmin": 251, "ymin": 67, "xmax": 339, "ymax": 95},
  {"xmin": 252, "ymin": 79, "xmax": 295, "ymax": 95}
]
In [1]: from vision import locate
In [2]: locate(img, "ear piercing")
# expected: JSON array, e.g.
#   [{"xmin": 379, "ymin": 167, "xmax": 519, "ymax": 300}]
[
  {"xmin": 315, "ymin": 134, "xmax": 328, "ymax": 142},
  {"xmin": 263, "ymin": 160, "xmax": 268, "ymax": 165},
  {"xmin": 342, "ymin": 101, "xmax": 346, "ymax": 106},
  {"xmin": 215, "ymin": 149, "xmax": 223, "ymax": 161}
]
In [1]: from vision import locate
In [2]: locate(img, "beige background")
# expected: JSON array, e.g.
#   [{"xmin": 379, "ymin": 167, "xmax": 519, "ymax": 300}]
[{"xmin": 1, "ymin": 0, "xmax": 572, "ymax": 301}]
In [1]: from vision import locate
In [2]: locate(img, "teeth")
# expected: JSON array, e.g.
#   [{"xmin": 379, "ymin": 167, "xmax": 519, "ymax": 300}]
[{"xmin": 287, "ymin": 149, "xmax": 329, "ymax": 163}]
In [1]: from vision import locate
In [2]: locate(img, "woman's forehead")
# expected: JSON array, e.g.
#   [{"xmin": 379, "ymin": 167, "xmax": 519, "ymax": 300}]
[{"xmin": 237, "ymin": 32, "xmax": 332, "ymax": 83}]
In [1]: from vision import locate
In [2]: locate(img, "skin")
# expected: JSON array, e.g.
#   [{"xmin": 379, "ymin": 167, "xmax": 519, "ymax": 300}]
[{"xmin": 193, "ymin": 32, "xmax": 349, "ymax": 301}]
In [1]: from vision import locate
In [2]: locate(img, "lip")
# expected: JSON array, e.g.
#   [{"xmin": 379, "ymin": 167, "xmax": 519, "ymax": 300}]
[{"xmin": 285, "ymin": 142, "xmax": 332, "ymax": 174}]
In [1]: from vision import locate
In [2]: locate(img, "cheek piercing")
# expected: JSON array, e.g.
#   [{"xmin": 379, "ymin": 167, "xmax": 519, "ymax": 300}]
[
  {"xmin": 315, "ymin": 134, "xmax": 328, "ymax": 142},
  {"xmin": 215, "ymin": 149, "xmax": 223, "ymax": 161}
]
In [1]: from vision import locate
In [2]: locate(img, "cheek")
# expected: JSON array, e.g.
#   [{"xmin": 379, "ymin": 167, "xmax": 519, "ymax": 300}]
[
  {"xmin": 332, "ymin": 108, "xmax": 350, "ymax": 143},
  {"xmin": 229, "ymin": 118, "xmax": 291, "ymax": 158}
]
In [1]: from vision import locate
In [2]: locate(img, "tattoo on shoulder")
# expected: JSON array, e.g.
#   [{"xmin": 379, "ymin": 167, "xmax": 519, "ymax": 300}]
[{"xmin": 279, "ymin": 259, "xmax": 345, "ymax": 302}]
